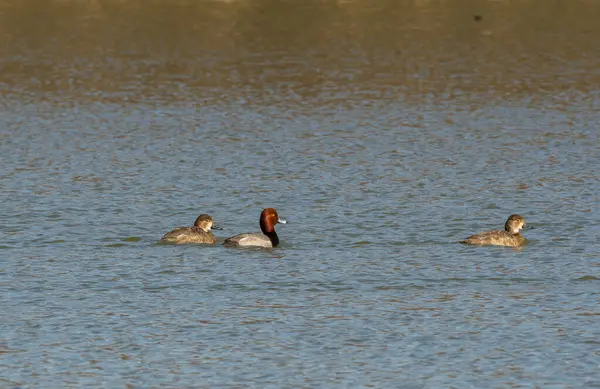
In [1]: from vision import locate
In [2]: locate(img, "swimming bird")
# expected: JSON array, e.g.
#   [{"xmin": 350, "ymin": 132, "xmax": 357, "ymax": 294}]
[
  {"xmin": 223, "ymin": 208, "xmax": 286, "ymax": 248},
  {"xmin": 161, "ymin": 214, "xmax": 221, "ymax": 244},
  {"xmin": 460, "ymin": 214, "xmax": 529, "ymax": 247}
]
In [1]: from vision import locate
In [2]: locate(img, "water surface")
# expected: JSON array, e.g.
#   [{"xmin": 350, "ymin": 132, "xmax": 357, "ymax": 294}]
[{"xmin": 1, "ymin": 0, "xmax": 600, "ymax": 388}]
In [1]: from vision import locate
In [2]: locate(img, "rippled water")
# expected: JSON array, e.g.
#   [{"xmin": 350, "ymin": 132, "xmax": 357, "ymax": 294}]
[{"xmin": 2, "ymin": 0, "xmax": 600, "ymax": 388}]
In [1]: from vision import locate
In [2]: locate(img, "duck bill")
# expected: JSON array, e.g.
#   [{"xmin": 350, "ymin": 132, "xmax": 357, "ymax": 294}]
[
  {"xmin": 278, "ymin": 218, "xmax": 287, "ymax": 224},
  {"xmin": 212, "ymin": 225, "xmax": 223, "ymax": 230}
]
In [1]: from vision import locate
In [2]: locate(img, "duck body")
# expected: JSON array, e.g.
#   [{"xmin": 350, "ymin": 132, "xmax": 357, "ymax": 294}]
[
  {"xmin": 460, "ymin": 230, "xmax": 525, "ymax": 247},
  {"xmin": 161, "ymin": 227, "xmax": 216, "ymax": 244},
  {"xmin": 223, "ymin": 232, "xmax": 275, "ymax": 248}
]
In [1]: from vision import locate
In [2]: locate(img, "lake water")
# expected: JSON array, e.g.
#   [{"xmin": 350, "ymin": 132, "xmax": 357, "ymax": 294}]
[{"xmin": 1, "ymin": 0, "xmax": 599, "ymax": 388}]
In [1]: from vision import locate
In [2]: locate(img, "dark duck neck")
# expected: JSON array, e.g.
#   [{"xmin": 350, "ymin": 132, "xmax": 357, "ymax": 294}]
[
  {"xmin": 260, "ymin": 220, "xmax": 279, "ymax": 247},
  {"xmin": 264, "ymin": 231, "xmax": 279, "ymax": 247}
]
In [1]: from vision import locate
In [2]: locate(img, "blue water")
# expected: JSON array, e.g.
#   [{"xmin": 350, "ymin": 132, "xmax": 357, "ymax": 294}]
[{"xmin": 2, "ymin": 1, "xmax": 600, "ymax": 388}]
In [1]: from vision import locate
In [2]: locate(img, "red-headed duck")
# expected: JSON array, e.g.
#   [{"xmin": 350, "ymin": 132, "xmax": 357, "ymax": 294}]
[
  {"xmin": 460, "ymin": 214, "xmax": 529, "ymax": 247},
  {"xmin": 161, "ymin": 214, "xmax": 222, "ymax": 244},
  {"xmin": 223, "ymin": 208, "xmax": 286, "ymax": 248}
]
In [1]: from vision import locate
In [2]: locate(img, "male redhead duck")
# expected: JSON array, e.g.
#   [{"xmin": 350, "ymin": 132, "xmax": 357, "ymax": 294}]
[{"xmin": 223, "ymin": 208, "xmax": 286, "ymax": 248}]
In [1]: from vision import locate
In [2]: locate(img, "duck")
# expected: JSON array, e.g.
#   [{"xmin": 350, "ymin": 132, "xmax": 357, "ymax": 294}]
[
  {"xmin": 460, "ymin": 214, "xmax": 529, "ymax": 247},
  {"xmin": 223, "ymin": 208, "xmax": 286, "ymax": 248},
  {"xmin": 161, "ymin": 214, "xmax": 221, "ymax": 244}
]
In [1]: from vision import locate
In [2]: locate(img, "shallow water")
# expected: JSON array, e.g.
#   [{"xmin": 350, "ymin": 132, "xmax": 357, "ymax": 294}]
[{"xmin": 2, "ymin": 0, "xmax": 600, "ymax": 388}]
